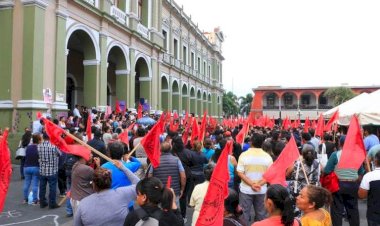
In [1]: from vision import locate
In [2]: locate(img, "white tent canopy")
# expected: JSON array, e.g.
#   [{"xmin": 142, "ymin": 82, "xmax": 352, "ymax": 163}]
[{"xmin": 323, "ymin": 89, "xmax": 380, "ymax": 125}]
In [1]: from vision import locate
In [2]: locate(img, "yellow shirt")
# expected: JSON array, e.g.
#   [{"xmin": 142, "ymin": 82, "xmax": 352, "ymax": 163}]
[
  {"xmin": 189, "ymin": 181, "xmax": 209, "ymax": 226},
  {"xmin": 301, "ymin": 208, "xmax": 332, "ymax": 226}
]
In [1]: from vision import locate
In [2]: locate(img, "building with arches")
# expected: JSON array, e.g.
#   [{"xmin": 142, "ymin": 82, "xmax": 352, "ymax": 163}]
[
  {"xmin": 251, "ymin": 86, "xmax": 380, "ymax": 120},
  {"xmin": 0, "ymin": 0, "xmax": 224, "ymax": 131}
]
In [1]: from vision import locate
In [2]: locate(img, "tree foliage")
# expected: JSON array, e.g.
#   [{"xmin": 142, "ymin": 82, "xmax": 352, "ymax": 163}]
[
  {"xmin": 239, "ymin": 93, "xmax": 253, "ymax": 116},
  {"xmin": 323, "ymin": 87, "xmax": 356, "ymax": 106},
  {"xmin": 222, "ymin": 91, "xmax": 239, "ymax": 117}
]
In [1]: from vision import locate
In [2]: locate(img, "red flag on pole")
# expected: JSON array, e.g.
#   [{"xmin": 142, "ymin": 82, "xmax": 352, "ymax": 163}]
[
  {"xmin": 303, "ymin": 117, "xmax": 310, "ymax": 132},
  {"xmin": 196, "ymin": 140, "xmax": 233, "ymax": 226},
  {"xmin": 140, "ymin": 119, "xmax": 164, "ymax": 168},
  {"xmin": 235, "ymin": 120, "xmax": 248, "ymax": 145},
  {"xmin": 137, "ymin": 104, "xmax": 143, "ymax": 119},
  {"xmin": 337, "ymin": 115, "xmax": 366, "ymax": 170},
  {"xmin": 119, "ymin": 129, "xmax": 129, "ymax": 146},
  {"xmin": 86, "ymin": 113, "xmax": 92, "ymax": 141},
  {"xmin": 115, "ymin": 100, "xmax": 121, "ymax": 114},
  {"xmin": 43, "ymin": 118, "xmax": 91, "ymax": 160},
  {"xmin": 191, "ymin": 117, "xmax": 199, "ymax": 145},
  {"xmin": 315, "ymin": 114, "xmax": 325, "ymax": 137},
  {"xmin": 263, "ymin": 135, "xmax": 300, "ymax": 186},
  {"xmin": 0, "ymin": 129, "xmax": 12, "ymax": 212},
  {"xmin": 324, "ymin": 110, "xmax": 339, "ymax": 132}
]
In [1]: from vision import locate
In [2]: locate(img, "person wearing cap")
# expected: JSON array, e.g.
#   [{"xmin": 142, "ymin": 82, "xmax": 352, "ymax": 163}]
[{"xmin": 324, "ymin": 135, "xmax": 366, "ymax": 226}]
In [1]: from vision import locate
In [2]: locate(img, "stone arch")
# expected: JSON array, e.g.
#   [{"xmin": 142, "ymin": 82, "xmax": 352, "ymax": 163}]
[
  {"xmin": 107, "ymin": 45, "xmax": 128, "ymax": 107},
  {"xmin": 172, "ymin": 80, "xmax": 180, "ymax": 112},
  {"xmin": 106, "ymin": 41, "xmax": 130, "ymax": 73},
  {"xmin": 134, "ymin": 53, "xmax": 152, "ymax": 77},
  {"xmin": 190, "ymin": 86, "xmax": 196, "ymax": 115},
  {"xmin": 300, "ymin": 91, "xmax": 317, "ymax": 109},
  {"xmin": 66, "ymin": 23, "xmax": 100, "ymax": 61},
  {"xmin": 281, "ymin": 91, "xmax": 297, "ymax": 109},
  {"xmin": 134, "ymin": 57, "xmax": 151, "ymax": 106},
  {"xmin": 161, "ymin": 75, "xmax": 169, "ymax": 111},
  {"xmin": 262, "ymin": 91, "xmax": 280, "ymax": 109}
]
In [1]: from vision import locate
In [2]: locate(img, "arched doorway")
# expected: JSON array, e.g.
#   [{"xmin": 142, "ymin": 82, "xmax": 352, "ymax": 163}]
[
  {"xmin": 190, "ymin": 87, "xmax": 196, "ymax": 115},
  {"xmin": 197, "ymin": 90, "xmax": 202, "ymax": 116},
  {"xmin": 66, "ymin": 29, "xmax": 97, "ymax": 108},
  {"xmin": 161, "ymin": 76, "xmax": 169, "ymax": 111},
  {"xmin": 182, "ymin": 84, "xmax": 189, "ymax": 113},
  {"xmin": 172, "ymin": 80, "xmax": 180, "ymax": 112},
  {"xmin": 107, "ymin": 46, "xmax": 127, "ymax": 108},
  {"xmin": 135, "ymin": 57, "xmax": 151, "ymax": 107}
]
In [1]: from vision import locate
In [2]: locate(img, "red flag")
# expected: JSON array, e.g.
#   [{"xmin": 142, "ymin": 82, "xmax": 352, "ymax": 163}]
[
  {"xmin": 235, "ymin": 120, "xmax": 248, "ymax": 145},
  {"xmin": 303, "ymin": 117, "xmax": 310, "ymax": 132},
  {"xmin": 311, "ymin": 120, "xmax": 317, "ymax": 129},
  {"xmin": 115, "ymin": 100, "xmax": 121, "ymax": 114},
  {"xmin": 282, "ymin": 116, "xmax": 290, "ymax": 130},
  {"xmin": 140, "ymin": 119, "xmax": 164, "ymax": 168},
  {"xmin": 86, "ymin": 113, "xmax": 92, "ymax": 141},
  {"xmin": 0, "ymin": 129, "xmax": 12, "ymax": 212},
  {"xmin": 173, "ymin": 112, "xmax": 179, "ymax": 120},
  {"xmin": 67, "ymin": 145, "xmax": 91, "ymax": 161},
  {"xmin": 43, "ymin": 118, "xmax": 91, "ymax": 160},
  {"xmin": 315, "ymin": 114, "xmax": 325, "ymax": 137},
  {"xmin": 166, "ymin": 175, "xmax": 172, "ymax": 188},
  {"xmin": 324, "ymin": 110, "xmax": 339, "ymax": 132},
  {"xmin": 127, "ymin": 122, "xmax": 135, "ymax": 131},
  {"xmin": 196, "ymin": 140, "xmax": 233, "ymax": 226},
  {"xmin": 337, "ymin": 115, "xmax": 366, "ymax": 170},
  {"xmin": 36, "ymin": 111, "xmax": 42, "ymax": 119},
  {"xmin": 119, "ymin": 129, "xmax": 129, "ymax": 146},
  {"xmin": 198, "ymin": 112, "xmax": 207, "ymax": 142},
  {"xmin": 190, "ymin": 118, "xmax": 200, "ymax": 145},
  {"xmin": 137, "ymin": 104, "xmax": 143, "ymax": 119},
  {"xmin": 263, "ymin": 135, "xmax": 300, "ymax": 186}
]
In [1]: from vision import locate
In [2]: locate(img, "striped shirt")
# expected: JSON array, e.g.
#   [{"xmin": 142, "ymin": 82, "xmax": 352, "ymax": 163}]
[
  {"xmin": 38, "ymin": 141, "xmax": 60, "ymax": 176},
  {"xmin": 237, "ymin": 148, "xmax": 273, "ymax": 195}
]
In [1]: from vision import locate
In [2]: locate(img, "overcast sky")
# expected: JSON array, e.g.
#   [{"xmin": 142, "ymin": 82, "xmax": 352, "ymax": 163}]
[{"xmin": 175, "ymin": 0, "xmax": 380, "ymax": 97}]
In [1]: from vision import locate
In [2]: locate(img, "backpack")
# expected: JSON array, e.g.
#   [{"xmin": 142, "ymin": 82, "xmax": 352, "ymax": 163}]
[{"xmin": 135, "ymin": 207, "xmax": 162, "ymax": 226}]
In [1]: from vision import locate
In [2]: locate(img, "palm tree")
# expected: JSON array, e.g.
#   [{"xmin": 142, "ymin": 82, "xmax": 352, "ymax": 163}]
[
  {"xmin": 222, "ymin": 91, "xmax": 239, "ymax": 117},
  {"xmin": 239, "ymin": 93, "xmax": 253, "ymax": 116}
]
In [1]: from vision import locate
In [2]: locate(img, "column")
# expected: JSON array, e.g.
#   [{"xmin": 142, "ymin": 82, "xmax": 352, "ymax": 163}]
[
  {"xmin": 0, "ymin": 1, "xmax": 15, "ymax": 127},
  {"xmin": 129, "ymin": 0, "xmax": 139, "ymax": 30},
  {"xmin": 98, "ymin": 33, "xmax": 108, "ymax": 109},
  {"xmin": 129, "ymin": 48, "xmax": 136, "ymax": 106},
  {"xmin": 151, "ymin": 57, "xmax": 159, "ymax": 110},
  {"xmin": 52, "ymin": 7, "xmax": 68, "ymax": 111},
  {"xmin": 83, "ymin": 60, "xmax": 99, "ymax": 108}
]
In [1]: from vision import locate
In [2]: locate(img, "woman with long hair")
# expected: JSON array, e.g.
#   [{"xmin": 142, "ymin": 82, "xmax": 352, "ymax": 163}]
[
  {"xmin": 19, "ymin": 128, "xmax": 32, "ymax": 179},
  {"xmin": 252, "ymin": 184, "xmax": 300, "ymax": 226}
]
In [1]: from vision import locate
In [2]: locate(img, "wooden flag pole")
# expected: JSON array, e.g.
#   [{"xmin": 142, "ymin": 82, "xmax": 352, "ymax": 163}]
[
  {"xmin": 126, "ymin": 142, "xmax": 141, "ymax": 159},
  {"xmin": 299, "ymin": 156, "xmax": 310, "ymax": 185},
  {"xmin": 63, "ymin": 130, "xmax": 113, "ymax": 163}
]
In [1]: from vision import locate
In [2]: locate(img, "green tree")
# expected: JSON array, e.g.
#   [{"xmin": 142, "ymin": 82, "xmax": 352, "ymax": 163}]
[
  {"xmin": 223, "ymin": 91, "xmax": 239, "ymax": 117},
  {"xmin": 324, "ymin": 87, "xmax": 356, "ymax": 106},
  {"xmin": 239, "ymin": 93, "xmax": 253, "ymax": 116}
]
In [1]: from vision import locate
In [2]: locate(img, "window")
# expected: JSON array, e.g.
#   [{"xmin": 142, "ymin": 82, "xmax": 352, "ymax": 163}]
[
  {"xmin": 319, "ymin": 95, "xmax": 327, "ymax": 105},
  {"xmin": 267, "ymin": 95, "xmax": 275, "ymax": 106},
  {"xmin": 173, "ymin": 39, "xmax": 178, "ymax": 59},
  {"xmin": 138, "ymin": 0, "xmax": 148, "ymax": 26},
  {"xmin": 197, "ymin": 57, "xmax": 201, "ymax": 71},
  {"xmin": 162, "ymin": 30, "xmax": 167, "ymax": 51},
  {"xmin": 301, "ymin": 95, "xmax": 310, "ymax": 105},
  {"xmin": 183, "ymin": 46, "xmax": 187, "ymax": 64},
  {"xmin": 191, "ymin": 52, "xmax": 195, "ymax": 69},
  {"xmin": 138, "ymin": 0, "xmax": 142, "ymax": 19},
  {"xmin": 203, "ymin": 61, "xmax": 206, "ymax": 75},
  {"xmin": 208, "ymin": 65, "xmax": 211, "ymax": 77},
  {"xmin": 284, "ymin": 94, "xmax": 293, "ymax": 105}
]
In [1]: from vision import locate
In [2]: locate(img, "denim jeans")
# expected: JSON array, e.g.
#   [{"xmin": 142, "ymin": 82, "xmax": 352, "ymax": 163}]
[
  {"xmin": 39, "ymin": 174, "xmax": 58, "ymax": 207},
  {"xmin": 66, "ymin": 175, "xmax": 73, "ymax": 215},
  {"xmin": 23, "ymin": 167, "xmax": 39, "ymax": 201}
]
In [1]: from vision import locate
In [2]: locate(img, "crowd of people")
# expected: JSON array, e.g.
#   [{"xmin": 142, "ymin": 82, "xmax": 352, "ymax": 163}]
[{"xmin": 11, "ymin": 105, "xmax": 380, "ymax": 226}]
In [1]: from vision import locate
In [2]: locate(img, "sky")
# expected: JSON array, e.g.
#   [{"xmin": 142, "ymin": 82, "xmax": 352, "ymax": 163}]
[{"xmin": 175, "ymin": 0, "xmax": 380, "ymax": 97}]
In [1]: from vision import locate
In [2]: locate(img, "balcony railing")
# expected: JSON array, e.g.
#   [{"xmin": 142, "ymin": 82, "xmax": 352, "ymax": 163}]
[
  {"xmin": 110, "ymin": 5, "xmax": 126, "ymax": 24},
  {"xmin": 263, "ymin": 105, "xmax": 279, "ymax": 109},
  {"xmin": 318, "ymin": 104, "xmax": 333, "ymax": 109},
  {"xmin": 174, "ymin": 59, "xmax": 181, "ymax": 68},
  {"xmin": 137, "ymin": 23, "xmax": 149, "ymax": 39},
  {"xmin": 83, "ymin": 0, "xmax": 95, "ymax": 6},
  {"xmin": 163, "ymin": 53, "xmax": 171, "ymax": 64}
]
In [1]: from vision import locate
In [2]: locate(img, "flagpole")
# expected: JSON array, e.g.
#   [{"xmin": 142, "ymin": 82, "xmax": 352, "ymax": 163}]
[
  {"xmin": 126, "ymin": 142, "xmax": 141, "ymax": 159},
  {"xmin": 63, "ymin": 130, "xmax": 113, "ymax": 163},
  {"xmin": 299, "ymin": 157, "xmax": 310, "ymax": 185}
]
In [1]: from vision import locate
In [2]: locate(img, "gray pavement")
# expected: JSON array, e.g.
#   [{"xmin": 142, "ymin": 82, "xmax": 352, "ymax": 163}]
[{"xmin": 0, "ymin": 165, "xmax": 368, "ymax": 225}]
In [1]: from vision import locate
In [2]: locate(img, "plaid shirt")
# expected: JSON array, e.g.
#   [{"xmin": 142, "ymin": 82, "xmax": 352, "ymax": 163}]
[{"xmin": 38, "ymin": 141, "xmax": 60, "ymax": 176}]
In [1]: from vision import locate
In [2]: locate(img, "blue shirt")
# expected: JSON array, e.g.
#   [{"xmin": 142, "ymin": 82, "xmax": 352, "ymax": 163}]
[
  {"xmin": 202, "ymin": 148, "xmax": 215, "ymax": 161},
  {"xmin": 242, "ymin": 143, "xmax": 250, "ymax": 152},
  {"xmin": 101, "ymin": 157, "xmax": 141, "ymax": 189},
  {"xmin": 364, "ymin": 134, "xmax": 380, "ymax": 152}
]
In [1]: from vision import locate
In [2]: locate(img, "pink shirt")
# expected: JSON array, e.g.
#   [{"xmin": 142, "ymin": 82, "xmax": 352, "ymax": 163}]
[{"xmin": 252, "ymin": 216, "xmax": 300, "ymax": 226}]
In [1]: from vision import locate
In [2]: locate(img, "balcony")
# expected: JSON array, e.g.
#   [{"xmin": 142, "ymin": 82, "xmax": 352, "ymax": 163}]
[
  {"xmin": 163, "ymin": 53, "xmax": 171, "ymax": 64},
  {"xmin": 110, "ymin": 5, "xmax": 126, "ymax": 24},
  {"xmin": 137, "ymin": 23, "xmax": 149, "ymax": 39},
  {"xmin": 263, "ymin": 105, "xmax": 279, "ymax": 110},
  {"xmin": 83, "ymin": 0, "xmax": 95, "ymax": 6},
  {"xmin": 283, "ymin": 104, "xmax": 297, "ymax": 109},
  {"xmin": 174, "ymin": 59, "xmax": 181, "ymax": 68}
]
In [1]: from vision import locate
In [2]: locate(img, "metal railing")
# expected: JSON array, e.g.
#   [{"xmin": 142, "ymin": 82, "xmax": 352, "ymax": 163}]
[{"xmin": 110, "ymin": 5, "xmax": 126, "ymax": 24}]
